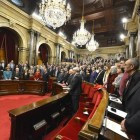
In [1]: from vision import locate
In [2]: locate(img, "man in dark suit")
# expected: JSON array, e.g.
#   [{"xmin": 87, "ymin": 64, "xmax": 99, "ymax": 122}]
[
  {"xmin": 68, "ymin": 67, "xmax": 82, "ymax": 116},
  {"xmin": 1, "ymin": 59, "xmax": 7, "ymax": 70},
  {"xmin": 42, "ymin": 68, "xmax": 49, "ymax": 93},
  {"xmin": 90, "ymin": 67, "xmax": 97, "ymax": 84},
  {"xmin": 0, "ymin": 63, "xmax": 3, "ymax": 79},
  {"xmin": 54, "ymin": 67, "xmax": 60, "ymax": 77},
  {"xmin": 66, "ymin": 69, "xmax": 73, "ymax": 86},
  {"xmin": 48, "ymin": 66, "xmax": 54, "ymax": 77},
  {"xmin": 62, "ymin": 68, "xmax": 69, "ymax": 83},
  {"xmin": 121, "ymin": 58, "xmax": 140, "ymax": 139},
  {"xmin": 13, "ymin": 68, "xmax": 21, "ymax": 80},
  {"xmin": 95, "ymin": 65, "xmax": 105, "ymax": 85},
  {"xmin": 57, "ymin": 69, "xmax": 64, "ymax": 83}
]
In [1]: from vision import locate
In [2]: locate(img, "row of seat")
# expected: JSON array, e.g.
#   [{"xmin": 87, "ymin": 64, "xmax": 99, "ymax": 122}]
[{"xmin": 51, "ymin": 82, "xmax": 106, "ymax": 140}]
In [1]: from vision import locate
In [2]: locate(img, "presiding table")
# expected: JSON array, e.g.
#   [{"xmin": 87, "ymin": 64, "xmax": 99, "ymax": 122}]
[{"xmin": 0, "ymin": 80, "xmax": 46, "ymax": 96}]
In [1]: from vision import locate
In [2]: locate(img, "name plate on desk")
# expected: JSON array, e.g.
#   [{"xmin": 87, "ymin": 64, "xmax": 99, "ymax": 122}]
[
  {"xmin": 107, "ymin": 106, "xmax": 127, "ymax": 118},
  {"xmin": 103, "ymin": 118, "xmax": 128, "ymax": 139},
  {"xmin": 109, "ymin": 96, "xmax": 122, "ymax": 104}
]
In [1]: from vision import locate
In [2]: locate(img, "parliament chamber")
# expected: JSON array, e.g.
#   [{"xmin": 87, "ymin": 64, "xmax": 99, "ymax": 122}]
[{"xmin": 0, "ymin": 0, "xmax": 140, "ymax": 140}]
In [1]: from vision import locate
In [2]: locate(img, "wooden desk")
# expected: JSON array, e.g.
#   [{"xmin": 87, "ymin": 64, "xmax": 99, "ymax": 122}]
[
  {"xmin": 0, "ymin": 80, "xmax": 46, "ymax": 96},
  {"xmin": 8, "ymin": 83, "xmax": 67, "ymax": 140}
]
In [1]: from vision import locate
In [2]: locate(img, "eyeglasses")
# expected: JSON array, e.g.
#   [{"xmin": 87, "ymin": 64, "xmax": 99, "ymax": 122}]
[{"xmin": 124, "ymin": 64, "xmax": 132, "ymax": 67}]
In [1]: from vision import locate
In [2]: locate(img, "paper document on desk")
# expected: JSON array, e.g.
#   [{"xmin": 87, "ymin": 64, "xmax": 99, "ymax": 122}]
[
  {"xmin": 103, "ymin": 118, "xmax": 128, "ymax": 139},
  {"xmin": 63, "ymin": 88, "xmax": 70, "ymax": 90},
  {"xmin": 107, "ymin": 106, "xmax": 127, "ymax": 118},
  {"xmin": 109, "ymin": 96, "xmax": 122, "ymax": 104}
]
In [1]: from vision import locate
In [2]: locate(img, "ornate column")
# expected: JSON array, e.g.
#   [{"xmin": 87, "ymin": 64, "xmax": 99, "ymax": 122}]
[
  {"xmin": 137, "ymin": 5, "xmax": 140, "ymax": 63},
  {"xmin": 59, "ymin": 44, "xmax": 62, "ymax": 63},
  {"xmin": 55, "ymin": 43, "xmax": 59, "ymax": 64},
  {"xmin": 35, "ymin": 32, "xmax": 40, "ymax": 65},
  {"xmin": 125, "ymin": 45, "xmax": 129, "ymax": 59},
  {"xmin": 129, "ymin": 32, "xmax": 136, "ymax": 58},
  {"xmin": 29, "ymin": 29, "xmax": 35, "ymax": 65}
]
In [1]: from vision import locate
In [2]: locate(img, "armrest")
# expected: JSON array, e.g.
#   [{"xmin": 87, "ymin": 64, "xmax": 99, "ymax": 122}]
[
  {"xmin": 85, "ymin": 102, "xmax": 95, "ymax": 108},
  {"xmin": 83, "ymin": 108, "xmax": 92, "ymax": 114},
  {"xmin": 74, "ymin": 117, "xmax": 87, "ymax": 125},
  {"xmin": 55, "ymin": 135, "xmax": 72, "ymax": 140}
]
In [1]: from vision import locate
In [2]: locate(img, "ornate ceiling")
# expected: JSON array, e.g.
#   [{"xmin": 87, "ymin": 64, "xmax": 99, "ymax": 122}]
[{"xmin": 9, "ymin": 0, "xmax": 135, "ymax": 49}]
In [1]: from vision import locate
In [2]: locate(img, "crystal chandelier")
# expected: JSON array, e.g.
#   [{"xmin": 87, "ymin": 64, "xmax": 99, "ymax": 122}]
[
  {"xmin": 73, "ymin": 0, "xmax": 91, "ymax": 47},
  {"xmin": 39, "ymin": 0, "xmax": 71, "ymax": 29},
  {"xmin": 86, "ymin": 20, "xmax": 99, "ymax": 52}
]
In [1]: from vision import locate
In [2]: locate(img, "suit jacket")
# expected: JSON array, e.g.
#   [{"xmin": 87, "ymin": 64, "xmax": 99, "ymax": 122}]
[
  {"xmin": 122, "ymin": 71, "xmax": 140, "ymax": 138},
  {"xmin": 66, "ymin": 74, "xmax": 73, "ymax": 85},
  {"xmin": 23, "ymin": 73, "xmax": 30, "ymax": 80},
  {"xmin": 57, "ymin": 73, "xmax": 64, "ymax": 82},
  {"xmin": 3, "ymin": 71, "xmax": 12, "ymax": 80},
  {"xmin": 13, "ymin": 71, "xmax": 21, "ymax": 79},
  {"xmin": 62, "ymin": 72, "xmax": 69, "ymax": 83},
  {"xmin": 49, "ymin": 69, "xmax": 54, "ymax": 77},
  {"xmin": 0, "ymin": 66, "xmax": 3, "ymax": 76},
  {"xmin": 90, "ymin": 71, "xmax": 97, "ymax": 84},
  {"xmin": 1, "ymin": 62, "xmax": 7, "ymax": 70},
  {"xmin": 95, "ymin": 70, "xmax": 105, "ymax": 85},
  {"xmin": 42, "ymin": 72, "xmax": 49, "ymax": 82},
  {"xmin": 69, "ymin": 74, "xmax": 82, "ymax": 96}
]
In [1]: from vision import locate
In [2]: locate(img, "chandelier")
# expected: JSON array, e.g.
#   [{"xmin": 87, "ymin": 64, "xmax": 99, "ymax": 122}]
[
  {"xmin": 73, "ymin": 0, "xmax": 91, "ymax": 47},
  {"xmin": 86, "ymin": 20, "xmax": 99, "ymax": 52},
  {"xmin": 39, "ymin": 0, "xmax": 71, "ymax": 29}
]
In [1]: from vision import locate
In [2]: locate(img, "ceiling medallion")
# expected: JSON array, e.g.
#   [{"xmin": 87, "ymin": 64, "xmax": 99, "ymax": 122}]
[
  {"xmin": 73, "ymin": 0, "xmax": 91, "ymax": 47},
  {"xmin": 39, "ymin": 0, "xmax": 71, "ymax": 29},
  {"xmin": 86, "ymin": 20, "xmax": 99, "ymax": 52}
]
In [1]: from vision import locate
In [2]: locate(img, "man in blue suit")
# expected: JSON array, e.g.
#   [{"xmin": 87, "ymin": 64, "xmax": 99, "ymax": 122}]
[
  {"xmin": 90, "ymin": 67, "xmax": 97, "ymax": 84},
  {"xmin": 3, "ymin": 67, "xmax": 12, "ymax": 80}
]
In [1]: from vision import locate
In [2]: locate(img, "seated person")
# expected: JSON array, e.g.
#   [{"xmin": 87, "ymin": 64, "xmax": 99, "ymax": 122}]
[
  {"xmin": 3, "ymin": 67, "xmax": 12, "ymax": 80},
  {"xmin": 34, "ymin": 68, "xmax": 41, "ymax": 81},
  {"xmin": 23, "ymin": 69, "xmax": 30, "ymax": 80},
  {"xmin": 13, "ymin": 68, "xmax": 21, "ymax": 80}
]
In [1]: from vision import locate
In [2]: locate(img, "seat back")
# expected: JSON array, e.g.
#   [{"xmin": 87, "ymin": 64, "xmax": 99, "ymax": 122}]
[
  {"xmin": 83, "ymin": 84, "xmax": 91, "ymax": 94},
  {"xmin": 81, "ymin": 83, "xmax": 86, "ymax": 92},
  {"xmin": 88, "ymin": 87, "xmax": 96, "ymax": 98}
]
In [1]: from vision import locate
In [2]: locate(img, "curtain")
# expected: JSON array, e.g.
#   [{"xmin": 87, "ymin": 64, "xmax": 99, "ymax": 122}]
[
  {"xmin": 0, "ymin": 31, "xmax": 15, "ymax": 63},
  {"xmin": 40, "ymin": 45, "xmax": 47, "ymax": 64},
  {"xmin": 5, "ymin": 33, "xmax": 15, "ymax": 63},
  {"xmin": 0, "ymin": 32, "xmax": 6, "ymax": 52}
]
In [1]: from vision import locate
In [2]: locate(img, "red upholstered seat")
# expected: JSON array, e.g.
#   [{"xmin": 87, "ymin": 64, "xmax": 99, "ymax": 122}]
[
  {"xmin": 48, "ymin": 78, "xmax": 53, "ymax": 91},
  {"xmin": 81, "ymin": 83, "xmax": 86, "ymax": 92}
]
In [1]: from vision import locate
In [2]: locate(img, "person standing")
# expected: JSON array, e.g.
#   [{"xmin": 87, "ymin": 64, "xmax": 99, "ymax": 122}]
[
  {"xmin": 42, "ymin": 68, "xmax": 49, "ymax": 93},
  {"xmin": 121, "ymin": 58, "xmax": 140, "ymax": 140},
  {"xmin": 68, "ymin": 67, "xmax": 82, "ymax": 116}
]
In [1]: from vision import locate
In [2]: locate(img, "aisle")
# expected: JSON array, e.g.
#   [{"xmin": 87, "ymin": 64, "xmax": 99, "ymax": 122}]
[{"xmin": 0, "ymin": 94, "xmax": 51, "ymax": 140}]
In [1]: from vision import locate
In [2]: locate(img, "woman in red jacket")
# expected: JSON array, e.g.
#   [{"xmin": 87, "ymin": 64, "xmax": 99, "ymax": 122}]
[
  {"xmin": 107, "ymin": 66, "xmax": 118, "ymax": 94},
  {"xmin": 34, "ymin": 68, "xmax": 41, "ymax": 81}
]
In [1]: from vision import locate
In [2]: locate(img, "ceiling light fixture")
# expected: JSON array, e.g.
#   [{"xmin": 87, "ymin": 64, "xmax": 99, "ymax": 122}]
[
  {"xmin": 86, "ymin": 20, "xmax": 99, "ymax": 52},
  {"xmin": 39, "ymin": 0, "xmax": 71, "ymax": 29},
  {"xmin": 120, "ymin": 34, "xmax": 125, "ymax": 40},
  {"xmin": 73, "ymin": 0, "xmax": 91, "ymax": 47},
  {"xmin": 122, "ymin": 18, "xmax": 127, "ymax": 23}
]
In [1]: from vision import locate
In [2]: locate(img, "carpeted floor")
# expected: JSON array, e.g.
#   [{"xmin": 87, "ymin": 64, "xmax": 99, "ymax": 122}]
[{"xmin": 0, "ymin": 94, "xmax": 51, "ymax": 140}]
